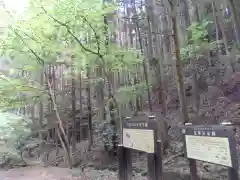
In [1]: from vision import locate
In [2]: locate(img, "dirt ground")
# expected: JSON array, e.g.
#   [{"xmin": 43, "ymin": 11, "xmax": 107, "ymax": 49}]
[
  {"xmin": 0, "ymin": 166, "xmax": 147, "ymax": 180},
  {"xmin": 0, "ymin": 167, "xmax": 75, "ymax": 180},
  {"xmin": 0, "ymin": 142, "xmax": 229, "ymax": 180}
]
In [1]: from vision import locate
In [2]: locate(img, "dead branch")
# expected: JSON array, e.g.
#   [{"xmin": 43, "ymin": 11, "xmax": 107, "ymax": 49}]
[
  {"xmin": 11, "ymin": 27, "xmax": 73, "ymax": 168},
  {"xmin": 163, "ymin": 152, "xmax": 184, "ymax": 164},
  {"xmin": 46, "ymin": 76, "xmax": 73, "ymax": 168}
]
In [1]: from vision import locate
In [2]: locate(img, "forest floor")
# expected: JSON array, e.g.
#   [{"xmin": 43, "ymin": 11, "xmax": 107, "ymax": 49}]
[
  {"xmin": 0, "ymin": 166, "xmax": 147, "ymax": 180},
  {"xmin": 0, "ymin": 138, "xmax": 232, "ymax": 180},
  {"xmin": 0, "ymin": 150, "xmax": 229, "ymax": 180}
]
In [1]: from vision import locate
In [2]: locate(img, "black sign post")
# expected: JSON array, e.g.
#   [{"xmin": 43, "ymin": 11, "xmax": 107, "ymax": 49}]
[
  {"xmin": 118, "ymin": 144, "xmax": 132, "ymax": 180},
  {"xmin": 118, "ymin": 116, "xmax": 163, "ymax": 180},
  {"xmin": 182, "ymin": 122, "xmax": 239, "ymax": 180}
]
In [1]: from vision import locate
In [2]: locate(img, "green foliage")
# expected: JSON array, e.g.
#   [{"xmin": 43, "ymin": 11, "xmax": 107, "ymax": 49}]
[
  {"xmin": 0, "ymin": 0, "xmax": 142, "ymax": 112},
  {"xmin": 0, "ymin": 0, "xmax": 147, "ymax": 161},
  {"xmin": 188, "ymin": 20, "xmax": 212, "ymax": 44},
  {"xmin": 180, "ymin": 20, "xmax": 217, "ymax": 60},
  {"xmin": 0, "ymin": 72, "xmax": 44, "ymax": 110},
  {"xmin": 114, "ymin": 81, "xmax": 148, "ymax": 105},
  {"xmin": 97, "ymin": 108, "xmax": 119, "ymax": 151},
  {"xmin": 0, "ymin": 111, "xmax": 33, "ymax": 165}
]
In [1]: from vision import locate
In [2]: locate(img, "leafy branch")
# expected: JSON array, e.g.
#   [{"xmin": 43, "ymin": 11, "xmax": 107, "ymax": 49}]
[{"xmin": 41, "ymin": 7, "xmax": 103, "ymax": 57}]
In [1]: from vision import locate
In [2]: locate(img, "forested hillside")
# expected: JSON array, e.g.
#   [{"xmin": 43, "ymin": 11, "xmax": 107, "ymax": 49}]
[{"xmin": 0, "ymin": 0, "xmax": 239, "ymax": 179}]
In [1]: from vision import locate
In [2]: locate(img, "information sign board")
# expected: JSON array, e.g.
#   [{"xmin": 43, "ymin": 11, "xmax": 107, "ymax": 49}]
[
  {"xmin": 184, "ymin": 125, "xmax": 234, "ymax": 167},
  {"xmin": 185, "ymin": 135, "xmax": 232, "ymax": 167},
  {"xmin": 123, "ymin": 128, "xmax": 154, "ymax": 153}
]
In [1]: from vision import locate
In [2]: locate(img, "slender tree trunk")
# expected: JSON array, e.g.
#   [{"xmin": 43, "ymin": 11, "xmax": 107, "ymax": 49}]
[
  {"xmin": 86, "ymin": 65, "xmax": 93, "ymax": 149},
  {"xmin": 214, "ymin": 3, "xmax": 229, "ymax": 54},
  {"xmin": 79, "ymin": 72, "xmax": 83, "ymax": 115},
  {"xmin": 159, "ymin": 0, "xmax": 170, "ymax": 65},
  {"xmin": 134, "ymin": 76, "xmax": 141, "ymax": 112},
  {"xmin": 145, "ymin": 0, "xmax": 170, "ymax": 153},
  {"xmin": 169, "ymin": 1, "xmax": 190, "ymax": 124},
  {"xmin": 215, "ymin": 2, "xmax": 235, "ymax": 72},
  {"xmin": 79, "ymin": 72, "xmax": 83, "ymax": 140},
  {"xmin": 212, "ymin": 2, "xmax": 221, "ymax": 52},
  {"xmin": 185, "ymin": 0, "xmax": 200, "ymax": 116},
  {"xmin": 96, "ymin": 67, "xmax": 105, "ymax": 121},
  {"xmin": 38, "ymin": 70, "xmax": 44, "ymax": 157},
  {"xmin": 132, "ymin": 0, "xmax": 153, "ymax": 113},
  {"xmin": 228, "ymin": 0, "xmax": 240, "ymax": 45},
  {"xmin": 71, "ymin": 64, "xmax": 77, "ymax": 152},
  {"xmin": 233, "ymin": 0, "xmax": 240, "ymax": 24},
  {"xmin": 186, "ymin": 0, "xmax": 199, "ymax": 22},
  {"xmin": 46, "ymin": 67, "xmax": 72, "ymax": 168},
  {"xmin": 102, "ymin": 7, "xmax": 120, "ymax": 153}
]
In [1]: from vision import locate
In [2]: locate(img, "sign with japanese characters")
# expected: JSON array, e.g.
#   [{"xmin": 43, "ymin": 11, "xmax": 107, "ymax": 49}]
[
  {"xmin": 119, "ymin": 116, "xmax": 163, "ymax": 180},
  {"xmin": 122, "ymin": 118, "xmax": 156, "ymax": 153},
  {"xmin": 123, "ymin": 128, "xmax": 155, "ymax": 153},
  {"xmin": 184, "ymin": 125, "xmax": 233, "ymax": 167},
  {"xmin": 185, "ymin": 135, "xmax": 232, "ymax": 167}
]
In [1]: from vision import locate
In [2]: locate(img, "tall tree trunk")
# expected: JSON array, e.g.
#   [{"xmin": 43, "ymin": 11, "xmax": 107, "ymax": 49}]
[
  {"xmin": 169, "ymin": 0, "xmax": 190, "ymax": 124},
  {"xmin": 71, "ymin": 64, "xmax": 77, "ymax": 152},
  {"xmin": 50, "ymin": 65, "xmax": 59, "ymax": 156},
  {"xmin": 186, "ymin": 0, "xmax": 199, "ymax": 22},
  {"xmin": 96, "ymin": 67, "xmax": 105, "ymax": 121},
  {"xmin": 146, "ymin": 0, "xmax": 170, "ymax": 153},
  {"xmin": 86, "ymin": 65, "xmax": 93, "ymax": 149},
  {"xmin": 132, "ymin": 0, "xmax": 153, "ymax": 113},
  {"xmin": 214, "ymin": 3, "xmax": 229, "ymax": 54},
  {"xmin": 38, "ymin": 70, "xmax": 44, "ymax": 157},
  {"xmin": 79, "ymin": 72, "xmax": 83, "ymax": 140},
  {"xmin": 233, "ymin": 0, "xmax": 240, "ymax": 23},
  {"xmin": 46, "ymin": 68, "xmax": 72, "ymax": 168},
  {"xmin": 102, "ymin": 5, "xmax": 120, "ymax": 153},
  {"xmin": 160, "ymin": 0, "xmax": 170, "ymax": 65},
  {"xmin": 215, "ymin": 2, "xmax": 235, "ymax": 72},
  {"xmin": 79, "ymin": 72, "xmax": 83, "ymax": 115},
  {"xmin": 212, "ymin": 2, "xmax": 221, "ymax": 52},
  {"xmin": 186, "ymin": 0, "xmax": 200, "ymax": 116},
  {"xmin": 228, "ymin": 0, "xmax": 240, "ymax": 45}
]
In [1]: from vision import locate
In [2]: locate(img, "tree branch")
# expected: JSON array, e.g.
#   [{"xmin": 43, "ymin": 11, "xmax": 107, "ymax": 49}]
[
  {"xmin": 79, "ymin": 14, "xmax": 101, "ymax": 55},
  {"xmin": 41, "ymin": 7, "xmax": 103, "ymax": 57},
  {"xmin": 11, "ymin": 27, "xmax": 45, "ymax": 66},
  {"xmin": 12, "ymin": 26, "xmax": 73, "ymax": 167}
]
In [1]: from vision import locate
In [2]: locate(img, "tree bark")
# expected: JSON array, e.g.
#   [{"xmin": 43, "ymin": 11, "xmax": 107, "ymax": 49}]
[
  {"xmin": 71, "ymin": 63, "xmax": 77, "ymax": 152},
  {"xmin": 38, "ymin": 70, "xmax": 44, "ymax": 157},
  {"xmin": 185, "ymin": 0, "xmax": 200, "ymax": 117},
  {"xmin": 132, "ymin": 0, "xmax": 153, "ymax": 114},
  {"xmin": 145, "ymin": 0, "xmax": 170, "ymax": 153},
  {"xmin": 86, "ymin": 65, "xmax": 93, "ymax": 149},
  {"xmin": 169, "ymin": 1, "xmax": 190, "ymax": 124},
  {"xmin": 47, "ymin": 71, "xmax": 73, "ymax": 168},
  {"xmin": 228, "ymin": 0, "xmax": 240, "ymax": 45}
]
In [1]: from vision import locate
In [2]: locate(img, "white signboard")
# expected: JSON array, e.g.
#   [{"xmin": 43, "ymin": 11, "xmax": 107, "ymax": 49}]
[
  {"xmin": 185, "ymin": 135, "xmax": 232, "ymax": 167},
  {"xmin": 123, "ymin": 128, "xmax": 154, "ymax": 153}
]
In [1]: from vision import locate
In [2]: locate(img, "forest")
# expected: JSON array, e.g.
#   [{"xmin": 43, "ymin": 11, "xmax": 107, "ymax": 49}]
[{"xmin": 0, "ymin": 0, "xmax": 239, "ymax": 179}]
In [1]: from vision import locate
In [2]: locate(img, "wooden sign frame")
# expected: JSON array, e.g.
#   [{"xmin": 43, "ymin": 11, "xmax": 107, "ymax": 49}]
[
  {"xmin": 122, "ymin": 117, "xmax": 157, "ymax": 153},
  {"xmin": 182, "ymin": 123, "xmax": 239, "ymax": 180},
  {"xmin": 118, "ymin": 116, "xmax": 163, "ymax": 180}
]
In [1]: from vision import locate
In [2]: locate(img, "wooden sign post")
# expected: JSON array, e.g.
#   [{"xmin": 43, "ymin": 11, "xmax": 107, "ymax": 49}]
[
  {"xmin": 182, "ymin": 122, "xmax": 239, "ymax": 180},
  {"xmin": 118, "ymin": 115, "xmax": 163, "ymax": 180}
]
